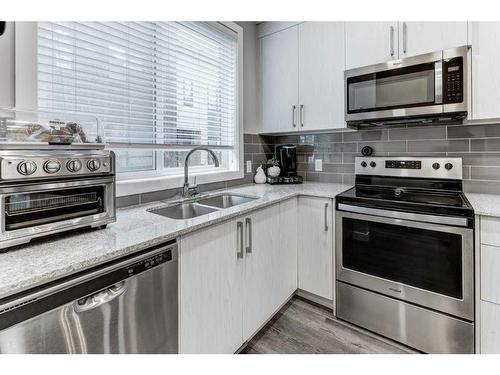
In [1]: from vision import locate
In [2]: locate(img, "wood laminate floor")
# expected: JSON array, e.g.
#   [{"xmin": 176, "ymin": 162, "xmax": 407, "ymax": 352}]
[{"xmin": 241, "ymin": 296, "xmax": 415, "ymax": 354}]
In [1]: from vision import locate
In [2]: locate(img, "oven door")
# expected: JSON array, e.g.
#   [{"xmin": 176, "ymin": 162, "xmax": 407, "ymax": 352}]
[
  {"xmin": 0, "ymin": 177, "xmax": 115, "ymax": 247},
  {"xmin": 336, "ymin": 208, "xmax": 473, "ymax": 321}
]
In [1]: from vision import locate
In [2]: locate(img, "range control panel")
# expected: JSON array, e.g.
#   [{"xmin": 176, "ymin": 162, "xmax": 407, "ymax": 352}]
[
  {"xmin": 385, "ymin": 160, "xmax": 422, "ymax": 169},
  {"xmin": 355, "ymin": 157, "xmax": 463, "ymax": 180}
]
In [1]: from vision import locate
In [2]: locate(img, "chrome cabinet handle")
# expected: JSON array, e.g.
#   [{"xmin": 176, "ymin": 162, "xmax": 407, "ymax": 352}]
[
  {"xmin": 390, "ymin": 26, "xmax": 394, "ymax": 57},
  {"xmin": 403, "ymin": 22, "xmax": 407, "ymax": 54},
  {"xmin": 245, "ymin": 217, "xmax": 252, "ymax": 253},
  {"xmin": 324, "ymin": 202, "xmax": 329, "ymax": 231},
  {"xmin": 74, "ymin": 281, "xmax": 126, "ymax": 313},
  {"xmin": 237, "ymin": 221, "xmax": 244, "ymax": 259},
  {"xmin": 292, "ymin": 105, "xmax": 297, "ymax": 128},
  {"xmin": 299, "ymin": 104, "xmax": 304, "ymax": 127}
]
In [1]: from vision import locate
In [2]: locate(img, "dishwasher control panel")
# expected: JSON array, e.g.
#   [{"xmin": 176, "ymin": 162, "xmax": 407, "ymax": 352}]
[{"xmin": 125, "ymin": 249, "xmax": 173, "ymax": 277}]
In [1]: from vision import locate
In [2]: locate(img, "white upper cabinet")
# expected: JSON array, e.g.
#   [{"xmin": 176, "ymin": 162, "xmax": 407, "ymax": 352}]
[
  {"xmin": 398, "ymin": 22, "xmax": 468, "ymax": 58},
  {"xmin": 298, "ymin": 22, "xmax": 345, "ymax": 131},
  {"xmin": 261, "ymin": 26, "xmax": 299, "ymax": 133},
  {"xmin": 345, "ymin": 22, "xmax": 398, "ymax": 69},
  {"xmin": 469, "ymin": 22, "xmax": 500, "ymax": 120}
]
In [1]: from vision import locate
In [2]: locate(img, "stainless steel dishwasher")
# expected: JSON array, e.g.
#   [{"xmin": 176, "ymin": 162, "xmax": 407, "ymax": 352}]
[{"xmin": 0, "ymin": 240, "xmax": 178, "ymax": 354}]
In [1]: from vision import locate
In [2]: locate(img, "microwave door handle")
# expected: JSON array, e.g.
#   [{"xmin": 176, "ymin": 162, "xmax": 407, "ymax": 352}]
[{"xmin": 435, "ymin": 61, "xmax": 443, "ymax": 104}]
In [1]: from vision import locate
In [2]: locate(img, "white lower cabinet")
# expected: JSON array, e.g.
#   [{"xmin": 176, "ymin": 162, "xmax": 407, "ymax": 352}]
[
  {"xmin": 481, "ymin": 301, "xmax": 500, "ymax": 353},
  {"xmin": 478, "ymin": 216, "xmax": 500, "ymax": 353},
  {"xmin": 243, "ymin": 204, "xmax": 281, "ymax": 339},
  {"xmin": 179, "ymin": 219, "xmax": 244, "ymax": 354},
  {"xmin": 179, "ymin": 199, "xmax": 298, "ymax": 353},
  {"xmin": 298, "ymin": 196, "xmax": 334, "ymax": 301}
]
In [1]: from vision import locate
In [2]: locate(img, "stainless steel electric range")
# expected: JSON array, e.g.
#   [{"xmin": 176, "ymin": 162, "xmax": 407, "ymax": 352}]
[{"xmin": 335, "ymin": 156, "xmax": 474, "ymax": 354}]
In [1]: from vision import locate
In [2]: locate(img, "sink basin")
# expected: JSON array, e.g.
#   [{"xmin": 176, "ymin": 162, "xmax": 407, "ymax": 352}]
[
  {"xmin": 149, "ymin": 202, "xmax": 218, "ymax": 220},
  {"xmin": 197, "ymin": 193, "xmax": 258, "ymax": 209},
  {"xmin": 148, "ymin": 193, "xmax": 258, "ymax": 220}
]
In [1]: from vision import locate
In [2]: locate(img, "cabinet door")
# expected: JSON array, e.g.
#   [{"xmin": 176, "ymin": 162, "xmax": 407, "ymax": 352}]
[
  {"xmin": 179, "ymin": 220, "xmax": 244, "ymax": 353},
  {"xmin": 345, "ymin": 22, "xmax": 398, "ymax": 69},
  {"xmin": 298, "ymin": 197, "xmax": 333, "ymax": 300},
  {"xmin": 243, "ymin": 205, "xmax": 281, "ymax": 339},
  {"xmin": 272, "ymin": 198, "xmax": 298, "ymax": 310},
  {"xmin": 261, "ymin": 26, "xmax": 299, "ymax": 133},
  {"xmin": 481, "ymin": 301, "xmax": 500, "ymax": 353},
  {"xmin": 470, "ymin": 22, "xmax": 500, "ymax": 120},
  {"xmin": 298, "ymin": 22, "xmax": 345, "ymax": 131},
  {"xmin": 398, "ymin": 22, "xmax": 467, "ymax": 58}
]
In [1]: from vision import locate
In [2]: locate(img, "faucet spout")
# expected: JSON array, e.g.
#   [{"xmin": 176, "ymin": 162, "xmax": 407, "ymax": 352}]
[{"xmin": 182, "ymin": 147, "xmax": 220, "ymax": 197}]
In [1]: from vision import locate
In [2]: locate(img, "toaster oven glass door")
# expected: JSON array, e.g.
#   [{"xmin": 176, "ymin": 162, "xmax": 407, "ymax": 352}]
[
  {"xmin": 4, "ymin": 186, "xmax": 105, "ymax": 231},
  {"xmin": 347, "ymin": 62, "xmax": 438, "ymax": 114}
]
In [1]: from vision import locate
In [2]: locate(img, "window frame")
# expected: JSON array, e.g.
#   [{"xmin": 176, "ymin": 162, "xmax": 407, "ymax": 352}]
[{"xmin": 14, "ymin": 21, "xmax": 244, "ymax": 197}]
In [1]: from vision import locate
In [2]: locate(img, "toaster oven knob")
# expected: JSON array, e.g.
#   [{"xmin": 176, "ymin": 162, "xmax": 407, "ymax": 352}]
[
  {"xmin": 66, "ymin": 159, "xmax": 82, "ymax": 173},
  {"xmin": 43, "ymin": 160, "xmax": 61, "ymax": 174},
  {"xmin": 445, "ymin": 163, "xmax": 453, "ymax": 170},
  {"xmin": 17, "ymin": 160, "xmax": 37, "ymax": 176},
  {"xmin": 432, "ymin": 162, "xmax": 440, "ymax": 170},
  {"xmin": 87, "ymin": 159, "xmax": 101, "ymax": 172}
]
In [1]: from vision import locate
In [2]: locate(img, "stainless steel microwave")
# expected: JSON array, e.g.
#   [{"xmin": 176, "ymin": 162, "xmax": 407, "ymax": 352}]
[{"xmin": 344, "ymin": 46, "xmax": 469, "ymax": 128}]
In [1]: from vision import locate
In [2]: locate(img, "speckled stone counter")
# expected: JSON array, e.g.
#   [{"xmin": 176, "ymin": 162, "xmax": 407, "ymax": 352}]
[
  {"xmin": 0, "ymin": 182, "xmax": 351, "ymax": 300},
  {"xmin": 465, "ymin": 192, "xmax": 500, "ymax": 218}
]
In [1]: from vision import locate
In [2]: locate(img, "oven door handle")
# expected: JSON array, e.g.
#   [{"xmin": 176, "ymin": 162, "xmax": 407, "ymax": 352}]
[{"xmin": 337, "ymin": 203, "xmax": 468, "ymax": 227}]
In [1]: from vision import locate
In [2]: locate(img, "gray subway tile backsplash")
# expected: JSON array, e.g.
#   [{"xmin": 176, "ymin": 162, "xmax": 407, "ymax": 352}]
[
  {"xmin": 116, "ymin": 194, "xmax": 141, "ymax": 208},
  {"xmin": 471, "ymin": 138, "xmax": 500, "ymax": 152},
  {"xmin": 389, "ymin": 126, "xmax": 447, "ymax": 141},
  {"xmin": 407, "ymin": 139, "xmax": 469, "ymax": 153},
  {"xmin": 117, "ymin": 122, "xmax": 500, "ymax": 208},
  {"xmin": 448, "ymin": 123, "xmax": 500, "ymax": 139}
]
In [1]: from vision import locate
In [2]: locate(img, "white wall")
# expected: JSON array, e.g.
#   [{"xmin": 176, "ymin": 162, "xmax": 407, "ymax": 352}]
[
  {"xmin": 0, "ymin": 22, "xmax": 15, "ymax": 107},
  {"xmin": 236, "ymin": 22, "xmax": 261, "ymax": 134}
]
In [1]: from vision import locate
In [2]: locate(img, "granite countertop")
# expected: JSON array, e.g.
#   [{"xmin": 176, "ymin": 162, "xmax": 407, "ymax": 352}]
[
  {"xmin": 0, "ymin": 181, "xmax": 497, "ymax": 301},
  {"xmin": 465, "ymin": 192, "xmax": 500, "ymax": 218},
  {"xmin": 0, "ymin": 182, "xmax": 351, "ymax": 300}
]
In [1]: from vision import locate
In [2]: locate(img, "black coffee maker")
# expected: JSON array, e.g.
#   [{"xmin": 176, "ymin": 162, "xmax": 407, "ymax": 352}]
[{"xmin": 268, "ymin": 144, "xmax": 303, "ymax": 184}]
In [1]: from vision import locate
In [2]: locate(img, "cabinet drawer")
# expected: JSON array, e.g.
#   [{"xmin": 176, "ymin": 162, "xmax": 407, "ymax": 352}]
[
  {"xmin": 481, "ymin": 216, "xmax": 500, "ymax": 246},
  {"xmin": 481, "ymin": 245, "xmax": 500, "ymax": 304},
  {"xmin": 481, "ymin": 301, "xmax": 500, "ymax": 353}
]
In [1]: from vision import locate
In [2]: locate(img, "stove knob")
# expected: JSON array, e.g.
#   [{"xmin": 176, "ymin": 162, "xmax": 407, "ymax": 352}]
[
  {"xmin": 432, "ymin": 162, "xmax": 440, "ymax": 170},
  {"xmin": 87, "ymin": 159, "xmax": 101, "ymax": 172},
  {"xmin": 361, "ymin": 161, "xmax": 367, "ymax": 168},
  {"xmin": 43, "ymin": 160, "xmax": 61, "ymax": 174},
  {"xmin": 370, "ymin": 161, "xmax": 376, "ymax": 168},
  {"xmin": 66, "ymin": 159, "xmax": 82, "ymax": 173},
  {"xmin": 445, "ymin": 163, "xmax": 453, "ymax": 170},
  {"xmin": 17, "ymin": 160, "xmax": 37, "ymax": 176}
]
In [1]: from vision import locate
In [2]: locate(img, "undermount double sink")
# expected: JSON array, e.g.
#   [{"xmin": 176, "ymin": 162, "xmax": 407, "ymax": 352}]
[{"xmin": 148, "ymin": 193, "xmax": 258, "ymax": 220}]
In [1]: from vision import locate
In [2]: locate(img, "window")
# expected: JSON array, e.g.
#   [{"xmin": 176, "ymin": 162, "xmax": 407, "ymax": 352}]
[{"xmin": 37, "ymin": 21, "xmax": 241, "ymax": 191}]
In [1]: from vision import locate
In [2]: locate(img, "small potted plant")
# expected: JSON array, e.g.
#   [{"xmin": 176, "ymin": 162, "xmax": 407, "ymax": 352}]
[{"xmin": 261, "ymin": 156, "xmax": 281, "ymax": 178}]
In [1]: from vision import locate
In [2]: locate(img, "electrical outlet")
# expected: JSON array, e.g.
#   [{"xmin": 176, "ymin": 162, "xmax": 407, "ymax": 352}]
[
  {"xmin": 246, "ymin": 160, "xmax": 252, "ymax": 173},
  {"xmin": 315, "ymin": 159, "xmax": 323, "ymax": 172}
]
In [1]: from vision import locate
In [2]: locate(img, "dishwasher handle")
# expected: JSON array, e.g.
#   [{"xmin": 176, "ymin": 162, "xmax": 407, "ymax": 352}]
[{"xmin": 74, "ymin": 281, "xmax": 127, "ymax": 313}]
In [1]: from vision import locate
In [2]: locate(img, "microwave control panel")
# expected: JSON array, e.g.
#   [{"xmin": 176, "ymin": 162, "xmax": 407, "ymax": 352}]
[{"xmin": 443, "ymin": 56, "xmax": 463, "ymax": 104}]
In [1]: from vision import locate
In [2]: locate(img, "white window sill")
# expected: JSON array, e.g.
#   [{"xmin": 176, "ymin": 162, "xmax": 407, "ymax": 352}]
[{"xmin": 116, "ymin": 169, "xmax": 244, "ymax": 197}]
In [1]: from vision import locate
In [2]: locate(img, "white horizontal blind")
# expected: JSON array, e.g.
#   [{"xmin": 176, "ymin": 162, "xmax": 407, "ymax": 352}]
[{"xmin": 37, "ymin": 21, "xmax": 238, "ymax": 151}]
